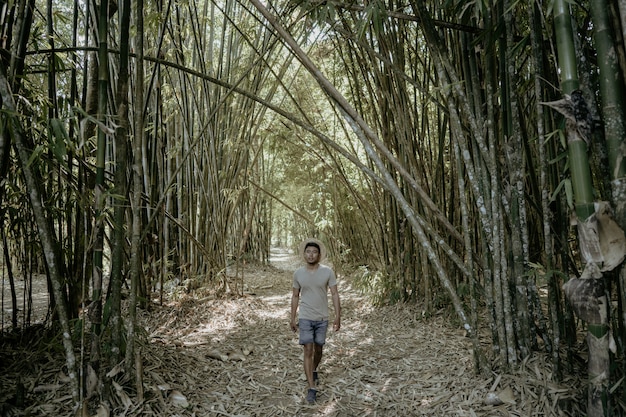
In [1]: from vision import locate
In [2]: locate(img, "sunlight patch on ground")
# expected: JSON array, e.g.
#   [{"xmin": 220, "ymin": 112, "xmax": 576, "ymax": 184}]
[
  {"xmin": 193, "ymin": 321, "xmax": 238, "ymax": 334},
  {"xmin": 258, "ymin": 294, "xmax": 290, "ymax": 304},
  {"xmin": 254, "ymin": 293, "xmax": 291, "ymax": 320}
]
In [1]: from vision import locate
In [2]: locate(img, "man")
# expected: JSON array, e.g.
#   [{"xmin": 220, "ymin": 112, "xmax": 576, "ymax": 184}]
[{"xmin": 290, "ymin": 238, "xmax": 341, "ymax": 405}]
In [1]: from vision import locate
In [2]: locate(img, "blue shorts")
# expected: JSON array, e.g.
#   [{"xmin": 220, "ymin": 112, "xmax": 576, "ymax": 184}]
[{"xmin": 298, "ymin": 319, "xmax": 328, "ymax": 346}]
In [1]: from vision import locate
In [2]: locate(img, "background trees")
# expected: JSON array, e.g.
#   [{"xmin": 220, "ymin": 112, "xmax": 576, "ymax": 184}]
[{"xmin": 1, "ymin": 0, "xmax": 626, "ymax": 414}]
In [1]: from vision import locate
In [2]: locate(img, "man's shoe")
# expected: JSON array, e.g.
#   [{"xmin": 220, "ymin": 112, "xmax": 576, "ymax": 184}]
[{"xmin": 306, "ymin": 388, "xmax": 317, "ymax": 404}]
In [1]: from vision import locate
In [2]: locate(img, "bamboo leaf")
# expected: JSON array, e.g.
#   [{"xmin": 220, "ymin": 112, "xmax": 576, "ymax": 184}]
[
  {"xmin": 71, "ymin": 106, "xmax": 117, "ymax": 135},
  {"xmin": 48, "ymin": 118, "xmax": 69, "ymax": 166}
]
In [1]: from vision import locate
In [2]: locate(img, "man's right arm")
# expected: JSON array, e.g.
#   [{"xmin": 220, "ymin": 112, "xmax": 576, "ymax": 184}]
[{"xmin": 290, "ymin": 287, "xmax": 300, "ymax": 332}]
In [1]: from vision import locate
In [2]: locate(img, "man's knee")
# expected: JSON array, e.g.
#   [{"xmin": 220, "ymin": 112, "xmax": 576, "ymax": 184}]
[{"xmin": 303, "ymin": 343, "xmax": 315, "ymax": 355}]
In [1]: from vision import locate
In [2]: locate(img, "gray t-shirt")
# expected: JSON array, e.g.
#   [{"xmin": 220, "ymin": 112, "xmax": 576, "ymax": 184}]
[{"xmin": 293, "ymin": 264, "xmax": 337, "ymax": 321}]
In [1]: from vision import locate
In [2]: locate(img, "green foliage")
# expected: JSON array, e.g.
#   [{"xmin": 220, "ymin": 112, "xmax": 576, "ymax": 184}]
[
  {"xmin": 352, "ymin": 265, "xmax": 410, "ymax": 306},
  {"xmin": 525, "ymin": 261, "xmax": 568, "ymax": 287},
  {"xmin": 550, "ymin": 178, "xmax": 574, "ymax": 210},
  {"xmin": 352, "ymin": 265, "xmax": 387, "ymax": 306},
  {"xmin": 290, "ymin": 0, "xmax": 337, "ymax": 26},
  {"xmin": 48, "ymin": 118, "xmax": 70, "ymax": 167},
  {"xmin": 356, "ymin": 1, "xmax": 387, "ymax": 41}
]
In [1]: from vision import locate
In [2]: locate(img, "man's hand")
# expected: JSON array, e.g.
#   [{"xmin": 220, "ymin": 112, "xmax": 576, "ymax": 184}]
[
  {"xmin": 290, "ymin": 319, "xmax": 298, "ymax": 333},
  {"xmin": 333, "ymin": 318, "xmax": 341, "ymax": 332}
]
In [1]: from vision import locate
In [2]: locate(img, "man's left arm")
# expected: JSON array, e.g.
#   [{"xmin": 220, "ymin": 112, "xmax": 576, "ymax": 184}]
[{"xmin": 330, "ymin": 285, "xmax": 341, "ymax": 331}]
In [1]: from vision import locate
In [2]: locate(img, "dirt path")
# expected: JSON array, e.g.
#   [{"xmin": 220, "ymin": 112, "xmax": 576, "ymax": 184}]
[
  {"xmin": 139, "ymin": 249, "xmax": 582, "ymax": 416},
  {"xmin": 0, "ymin": 249, "xmax": 583, "ymax": 416}
]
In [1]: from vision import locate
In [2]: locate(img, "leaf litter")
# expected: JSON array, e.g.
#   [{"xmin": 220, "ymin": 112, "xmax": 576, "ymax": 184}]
[{"xmin": 0, "ymin": 248, "xmax": 586, "ymax": 416}]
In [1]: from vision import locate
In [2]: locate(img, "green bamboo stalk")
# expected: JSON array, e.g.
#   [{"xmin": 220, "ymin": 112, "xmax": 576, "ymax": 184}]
[
  {"xmin": 554, "ymin": 1, "xmax": 579, "ymax": 97},
  {"xmin": 126, "ymin": 0, "xmax": 145, "ymax": 384},
  {"xmin": 552, "ymin": 1, "xmax": 606, "ymax": 415},
  {"xmin": 502, "ymin": 0, "xmax": 527, "ymax": 364},
  {"xmin": 530, "ymin": 0, "xmax": 560, "ymax": 376},
  {"xmin": 109, "ymin": 0, "xmax": 131, "ymax": 365},
  {"xmin": 89, "ymin": 0, "xmax": 110, "ymax": 385},
  {"xmin": 590, "ymin": 0, "xmax": 626, "ymax": 410},
  {"xmin": 590, "ymin": 0, "xmax": 626, "ymax": 185}
]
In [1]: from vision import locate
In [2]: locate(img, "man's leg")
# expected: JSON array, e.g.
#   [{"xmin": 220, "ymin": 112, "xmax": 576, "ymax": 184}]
[
  {"xmin": 313, "ymin": 344, "xmax": 323, "ymax": 381},
  {"xmin": 303, "ymin": 343, "xmax": 316, "ymax": 389},
  {"xmin": 299, "ymin": 320, "xmax": 318, "ymax": 404},
  {"xmin": 312, "ymin": 320, "xmax": 328, "ymax": 382}
]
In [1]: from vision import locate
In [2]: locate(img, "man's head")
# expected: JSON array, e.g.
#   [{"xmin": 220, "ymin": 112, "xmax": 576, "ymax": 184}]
[
  {"xmin": 304, "ymin": 241, "xmax": 320, "ymax": 253},
  {"xmin": 300, "ymin": 238, "xmax": 326, "ymax": 264}
]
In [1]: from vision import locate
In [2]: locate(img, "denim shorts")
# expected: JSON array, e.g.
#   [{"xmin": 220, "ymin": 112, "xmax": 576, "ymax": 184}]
[{"xmin": 298, "ymin": 319, "xmax": 328, "ymax": 346}]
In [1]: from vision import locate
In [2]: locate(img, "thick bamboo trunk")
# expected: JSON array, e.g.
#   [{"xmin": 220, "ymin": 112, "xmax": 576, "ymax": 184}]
[
  {"xmin": 109, "ymin": 0, "xmax": 131, "ymax": 365},
  {"xmin": 126, "ymin": 0, "xmax": 145, "ymax": 380}
]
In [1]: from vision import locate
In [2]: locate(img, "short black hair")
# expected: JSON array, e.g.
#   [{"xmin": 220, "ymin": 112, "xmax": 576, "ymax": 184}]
[{"xmin": 304, "ymin": 242, "xmax": 320, "ymax": 252}]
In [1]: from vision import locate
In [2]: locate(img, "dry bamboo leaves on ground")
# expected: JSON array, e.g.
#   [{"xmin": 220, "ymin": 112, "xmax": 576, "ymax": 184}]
[{"xmin": 1, "ymin": 252, "xmax": 585, "ymax": 416}]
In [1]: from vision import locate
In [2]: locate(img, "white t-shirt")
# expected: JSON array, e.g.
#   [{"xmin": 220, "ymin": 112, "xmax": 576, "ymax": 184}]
[{"xmin": 293, "ymin": 264, "xmax": 337, "ymax": 321}]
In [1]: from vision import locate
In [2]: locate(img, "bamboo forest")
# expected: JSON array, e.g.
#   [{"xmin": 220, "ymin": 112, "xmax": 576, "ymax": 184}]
[{"xmin": 3, "ymin": 0, "xmax": 626, "ymax": 415}]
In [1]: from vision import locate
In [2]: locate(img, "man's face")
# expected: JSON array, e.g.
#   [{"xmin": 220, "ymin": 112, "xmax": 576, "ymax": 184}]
[{"xmin": 304, "ymin": 246, "xmax": 320, "ymax": 265}]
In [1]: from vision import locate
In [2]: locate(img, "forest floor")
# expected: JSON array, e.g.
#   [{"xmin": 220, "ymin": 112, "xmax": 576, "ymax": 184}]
[{"xmin": 1, "ymin": 248, "xmax": 587, "ymax": 416}]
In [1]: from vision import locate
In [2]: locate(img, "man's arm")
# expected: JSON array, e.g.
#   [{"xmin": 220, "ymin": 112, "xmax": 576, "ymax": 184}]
[
  {"xmin": 330, "ymin": 284, "xmax": 341, "ymax": 331},
  {"xmin": 290, "ymin": 287, "xmax": 300, "ymax": 332}
]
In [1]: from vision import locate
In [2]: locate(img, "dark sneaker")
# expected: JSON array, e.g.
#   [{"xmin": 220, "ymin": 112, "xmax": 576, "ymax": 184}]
[{"xmin": 306, "ymin": 388, "xmax": 317, "ymax": 404}]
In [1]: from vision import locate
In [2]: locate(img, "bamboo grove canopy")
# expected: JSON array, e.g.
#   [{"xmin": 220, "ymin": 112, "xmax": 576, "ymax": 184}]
[{"xmin": 2, "ymin": 0, "xmax": 626, "ymax": 415}]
